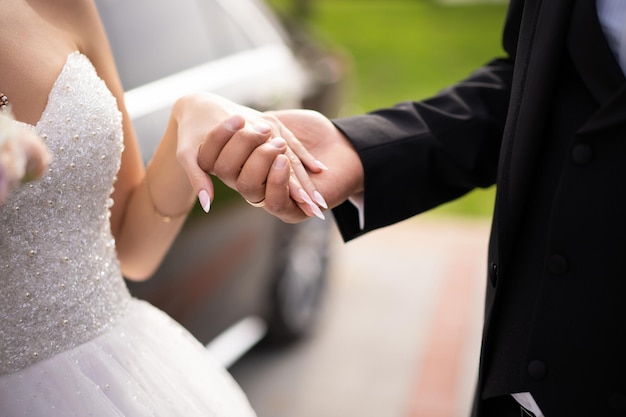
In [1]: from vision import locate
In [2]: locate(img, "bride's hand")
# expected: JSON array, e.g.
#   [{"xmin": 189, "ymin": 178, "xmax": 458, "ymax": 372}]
[
  {"xmin": 174, "ymin": 93, "xmax": 327, "ymax": 218},
  {"xmin": 0, "ymin": 111, "xmax": 51, "ymax": 205}
]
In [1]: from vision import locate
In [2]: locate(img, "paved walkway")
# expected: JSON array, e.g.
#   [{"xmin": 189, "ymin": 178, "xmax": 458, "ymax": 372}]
[{"xmin": 231, "ymin": 215, "xmax": 491, "ymax": 417}]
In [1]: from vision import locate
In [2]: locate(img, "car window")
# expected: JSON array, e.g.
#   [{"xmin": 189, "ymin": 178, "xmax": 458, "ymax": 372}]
[{"xmin": 96, "ymin": 0, "xmax": 255, "ymax": 90}]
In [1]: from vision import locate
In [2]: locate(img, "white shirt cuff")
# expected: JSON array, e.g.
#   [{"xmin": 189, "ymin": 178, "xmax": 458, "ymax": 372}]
[{"xmin": 348, "ymin": 192, "xmax": 365, "ymax": 230}]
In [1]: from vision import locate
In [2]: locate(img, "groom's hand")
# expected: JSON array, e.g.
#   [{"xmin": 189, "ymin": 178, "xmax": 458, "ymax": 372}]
[{"xmin": 264, "ymin": 109, "xmax": 364, "ymax": 221}]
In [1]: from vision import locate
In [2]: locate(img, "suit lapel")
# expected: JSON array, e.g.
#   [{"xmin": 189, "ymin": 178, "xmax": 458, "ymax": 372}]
[
  {"xmin": 568, "ymin": 0, "xmax": 626, "ymax": 135},
  {"xmin": 496, "ymin": 0, "xmax": 574, "ymax": 255},
  {"xmin": 499, "ymin": 0, "xmax": 626, "ymax": 256},
  {"xmin": 578, "ymin": 83, "xmax": 626, "ymax": 135}
]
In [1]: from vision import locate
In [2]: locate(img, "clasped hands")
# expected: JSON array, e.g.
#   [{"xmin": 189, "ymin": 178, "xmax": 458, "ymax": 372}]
[{"xmin": 174, "ymin": 93, "xmax": 363, "ymax": 224}]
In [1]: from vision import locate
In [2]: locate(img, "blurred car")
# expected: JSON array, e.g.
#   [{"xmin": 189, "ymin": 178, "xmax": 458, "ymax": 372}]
[{"xmin": 95, "ymin": 0, "xmax": 345, "ymax": 367}]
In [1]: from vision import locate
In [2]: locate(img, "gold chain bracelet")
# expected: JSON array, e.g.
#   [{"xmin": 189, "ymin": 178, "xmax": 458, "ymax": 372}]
[{"xmin": 145, "ymin": 167, "xmax": 190, "ymax": 223}]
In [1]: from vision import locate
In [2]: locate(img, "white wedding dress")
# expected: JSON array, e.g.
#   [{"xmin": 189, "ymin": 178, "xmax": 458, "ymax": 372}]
[{"xmin": 0, "ymin": 52, "xmax": 256, "ymax": 417}]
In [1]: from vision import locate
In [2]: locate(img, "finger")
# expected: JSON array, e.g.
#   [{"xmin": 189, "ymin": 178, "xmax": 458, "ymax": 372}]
[
  {"xmin": 264, "ymin": 111, "xmax": 328, "ymax": 173},
  {"xmin": 262, "ymin": 153, "xmax": 322, "ymax": 221},
  {"xmin": 287, "ymin": 175, "xmax": 325, "ymax": 220},
  {"xmin": 178, "ymin": 145, "xmax": 215, "ymax": 213},
  {"xmin": 285, "ymin": 146, "xmax": 328, "ymax": 211},
  {"xmin": 264, "ymin": 154, "xmax": 311, "ymax": 223},
  {"xmin": 197, "ymin": 114, "xmax": 246, "ymax": 175},
  {"xmin": 211, "ymin": 122, "xmax": 272, "ymax": 187},
  {"xmin": 261, "ymin": 113, "xmax": 328, "ymax": 211},
  {"xmin": 236, "ymin": 137, "xmax": 288, "ymax": 204}
]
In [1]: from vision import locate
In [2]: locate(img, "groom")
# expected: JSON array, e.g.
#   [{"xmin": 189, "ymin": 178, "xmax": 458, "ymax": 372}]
[{"xmin": 201, "ymin": 0, "xmax": 626, "ymax": 415}]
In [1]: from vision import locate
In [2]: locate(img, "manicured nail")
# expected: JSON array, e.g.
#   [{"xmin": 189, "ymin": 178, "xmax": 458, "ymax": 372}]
[
  {"xmin": 273, "ymin": 154, "xmax": 288, "ymax": 169},
  {"xmin": 299, "ymin": 188, "xmax": 325, "ymax": 220},
  {"xmin": 198, "ymin": 189, "xmax": 211, "ymax": 213},
  {"xmin": 313, "ymin": 191, "xmax": 328, "ymax": 209},
  {"xmin": 252, "ymin": 122, "xmax": 271, "ymax": 134},
  {"xmin": 310, "ymin": 204, "xmax": 326, "ymax": 220},
  {"xmin": 269, "ymin": 137, "xmax": 287, "ymax": 148},
  {"xmin": 224, "ymin": 115, "xmax": 243, "ymax": 132},
  {"xmin": 298, "ymin": 188, "xmax": 314, "ymax": 205},
  {"xmin": 313, "ymin": 160, "xmax": 328, "ymax": 171}
]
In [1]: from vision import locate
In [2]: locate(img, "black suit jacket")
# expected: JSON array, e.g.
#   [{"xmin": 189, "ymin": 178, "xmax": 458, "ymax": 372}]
[{"xmin": 332, "ymin": 1, "xmax": 626, "ymax": 415}]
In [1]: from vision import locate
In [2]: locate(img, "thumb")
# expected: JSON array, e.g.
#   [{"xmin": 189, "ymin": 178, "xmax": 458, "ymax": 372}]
[
  {"xmin": 192, "ymin": 171, "xmax": 214, "ymax": 214},
  {"xmin": 178, "ymin": 146, "xmax": 215, "ymax": 213}
]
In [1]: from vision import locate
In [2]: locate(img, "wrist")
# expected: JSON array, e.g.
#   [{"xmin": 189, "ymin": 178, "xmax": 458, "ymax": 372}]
[
  {"xmin": 145, "ymin": 166, "xmax": 193, "ymax": 222},
  {"xmin": 172, "ymin": 93, "xmax": 232, "ymax": 126}
]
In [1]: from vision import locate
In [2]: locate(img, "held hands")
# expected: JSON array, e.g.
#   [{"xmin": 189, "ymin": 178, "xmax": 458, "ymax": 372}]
[
  {"xmin": 173, "ymin": 93, "xmax": 329, "ymax": 218},
  {"xmin": 200, "ymin": 108, "xmax": 364, "ymax": 224}
]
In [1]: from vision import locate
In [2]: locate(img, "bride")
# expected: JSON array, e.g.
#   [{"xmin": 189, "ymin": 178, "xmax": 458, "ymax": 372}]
[{"xmin": 0, "ymin": 0, "xmax": 326, "ymax": 415}]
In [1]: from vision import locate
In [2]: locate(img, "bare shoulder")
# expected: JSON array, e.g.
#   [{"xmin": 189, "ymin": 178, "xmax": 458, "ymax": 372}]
[
  {"xmin": 28, "ymin": 0, "xmax": 97, "ymax": 22},
  {"xmin": 28, "ymin": 0, "xmax": 103, "ymax": 52},
  {"xmin": 0, "ymin": 0, "xmax": 98, "ymax": 123}
]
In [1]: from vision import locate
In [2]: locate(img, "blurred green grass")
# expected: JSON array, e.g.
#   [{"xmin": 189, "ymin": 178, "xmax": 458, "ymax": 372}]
[{"xmin": 267, "ymin": 0, "xmax": 509, "ymax": 217}]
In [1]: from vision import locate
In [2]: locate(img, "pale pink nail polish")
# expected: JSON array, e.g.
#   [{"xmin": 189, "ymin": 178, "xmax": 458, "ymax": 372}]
[
  {"xmin": 299, "ymin": 189, "xmax": 325, "ymax": 220},
  {"xmin": 310, "ymin": 204, "xmax": 326, "ymax": 220},
  {"xmin": 299, "ymin": 188, "xmax": 314, "ymax": 205},
  {"xmin": 198, "ymin": 190, "xmax": 211, "ymax": 213},
  {"xmin": 313, "ymin": 191, "xmax": 328, "ymax": 209},
  {"xmin": 314, "ymin": 160, "xmax": 329, "ymax": 171}
]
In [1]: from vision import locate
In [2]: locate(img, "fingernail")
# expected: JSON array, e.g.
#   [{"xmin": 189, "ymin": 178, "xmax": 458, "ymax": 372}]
[
  {"xmin": 299, "ymin": 188, "xmax": 314, "ymax": 205},
  {"xmin": 314, "ymin": 160, "xmax": 328, "ymax": 171},
  {"xmin": 310, "ymin": 204, "xmax": 326, "ymax": 220},
  {"xmin": 273, "ymin": 154, "xmax": 288, "ymax": 169},
  {"xmin": 269, "ymin": 137, "xmax": 287, "ymax": 148},
  {"xmin": 299, "ymin": 188, "xmax": 325, "ymax": 220},
  {"xmin": 313, "ymin": 191, "xmax": 328, "ymax": 209},
  {"xmin": 198, "ymin": 189, "xmax": 211, "ymax": 213},
  {"xmin": 252, "ymin": 122, "xmax": 271, "ymax": 134},
  {"xmin": 224, "ymin": 116, "xmax": 243, "ymax": 132}
]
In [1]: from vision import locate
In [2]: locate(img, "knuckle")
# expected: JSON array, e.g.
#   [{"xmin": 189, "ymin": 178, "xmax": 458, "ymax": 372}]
[
  {"xmin": 235, "ymin": 177, "xmax": 256, "ymax": 195},
  {"xmin": 212, "ymin": 160, "xmax": 229, "ymax": 178},
  {"xmin": 188, "ymin": 172, "xmax": 205, "ymax": 188},
  {"xmin": 240, "ymin": 130, "xmax": 266, "ymax": 148},
  {"xmin": 175, "ymin": 146, "xmax": 189, "ymax": 162},
  {"xmin": 287, "ymin": 153, "xmax": 303, "ymax": 168},
  {"xmin": 261, "ymin": 113, "xmax": 279, "ymax": 126}
]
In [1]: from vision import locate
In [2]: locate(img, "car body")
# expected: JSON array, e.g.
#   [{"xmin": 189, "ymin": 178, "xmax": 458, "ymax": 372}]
[{"xmin": 95, "ymin": 0, "xmax": 344, "ymax": 367}]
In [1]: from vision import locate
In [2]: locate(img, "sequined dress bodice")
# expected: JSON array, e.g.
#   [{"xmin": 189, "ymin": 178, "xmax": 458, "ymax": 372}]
[{"xmin": 0, "ymin": 52, "xmax": 131, "ymax": 374}]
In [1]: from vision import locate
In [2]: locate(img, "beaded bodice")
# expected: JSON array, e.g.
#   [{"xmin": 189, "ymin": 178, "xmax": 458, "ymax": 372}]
[{"xmin": 0, "ymin": 52, "xmax": 131, "ymax": 374}]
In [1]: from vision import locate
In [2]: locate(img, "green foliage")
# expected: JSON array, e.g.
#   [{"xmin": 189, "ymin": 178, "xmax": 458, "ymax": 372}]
[{"xmin": 266, "ymin": 0, "xmax": 508, "ymax": 217}]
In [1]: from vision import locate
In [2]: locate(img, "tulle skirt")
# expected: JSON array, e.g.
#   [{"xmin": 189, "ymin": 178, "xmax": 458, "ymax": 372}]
[{"xmin": 0, "ymin": 299, "xmax": 256, "ymax": 417}]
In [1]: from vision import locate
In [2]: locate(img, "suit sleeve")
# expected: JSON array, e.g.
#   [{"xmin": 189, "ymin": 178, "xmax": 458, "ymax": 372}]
[
  {"xmin": 331, "ymin": 59, "xmax": 513, "ymax": 240},
  {"xmin": 330, "ymin": 1, "xmax": 524, "ymax": 241}
]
